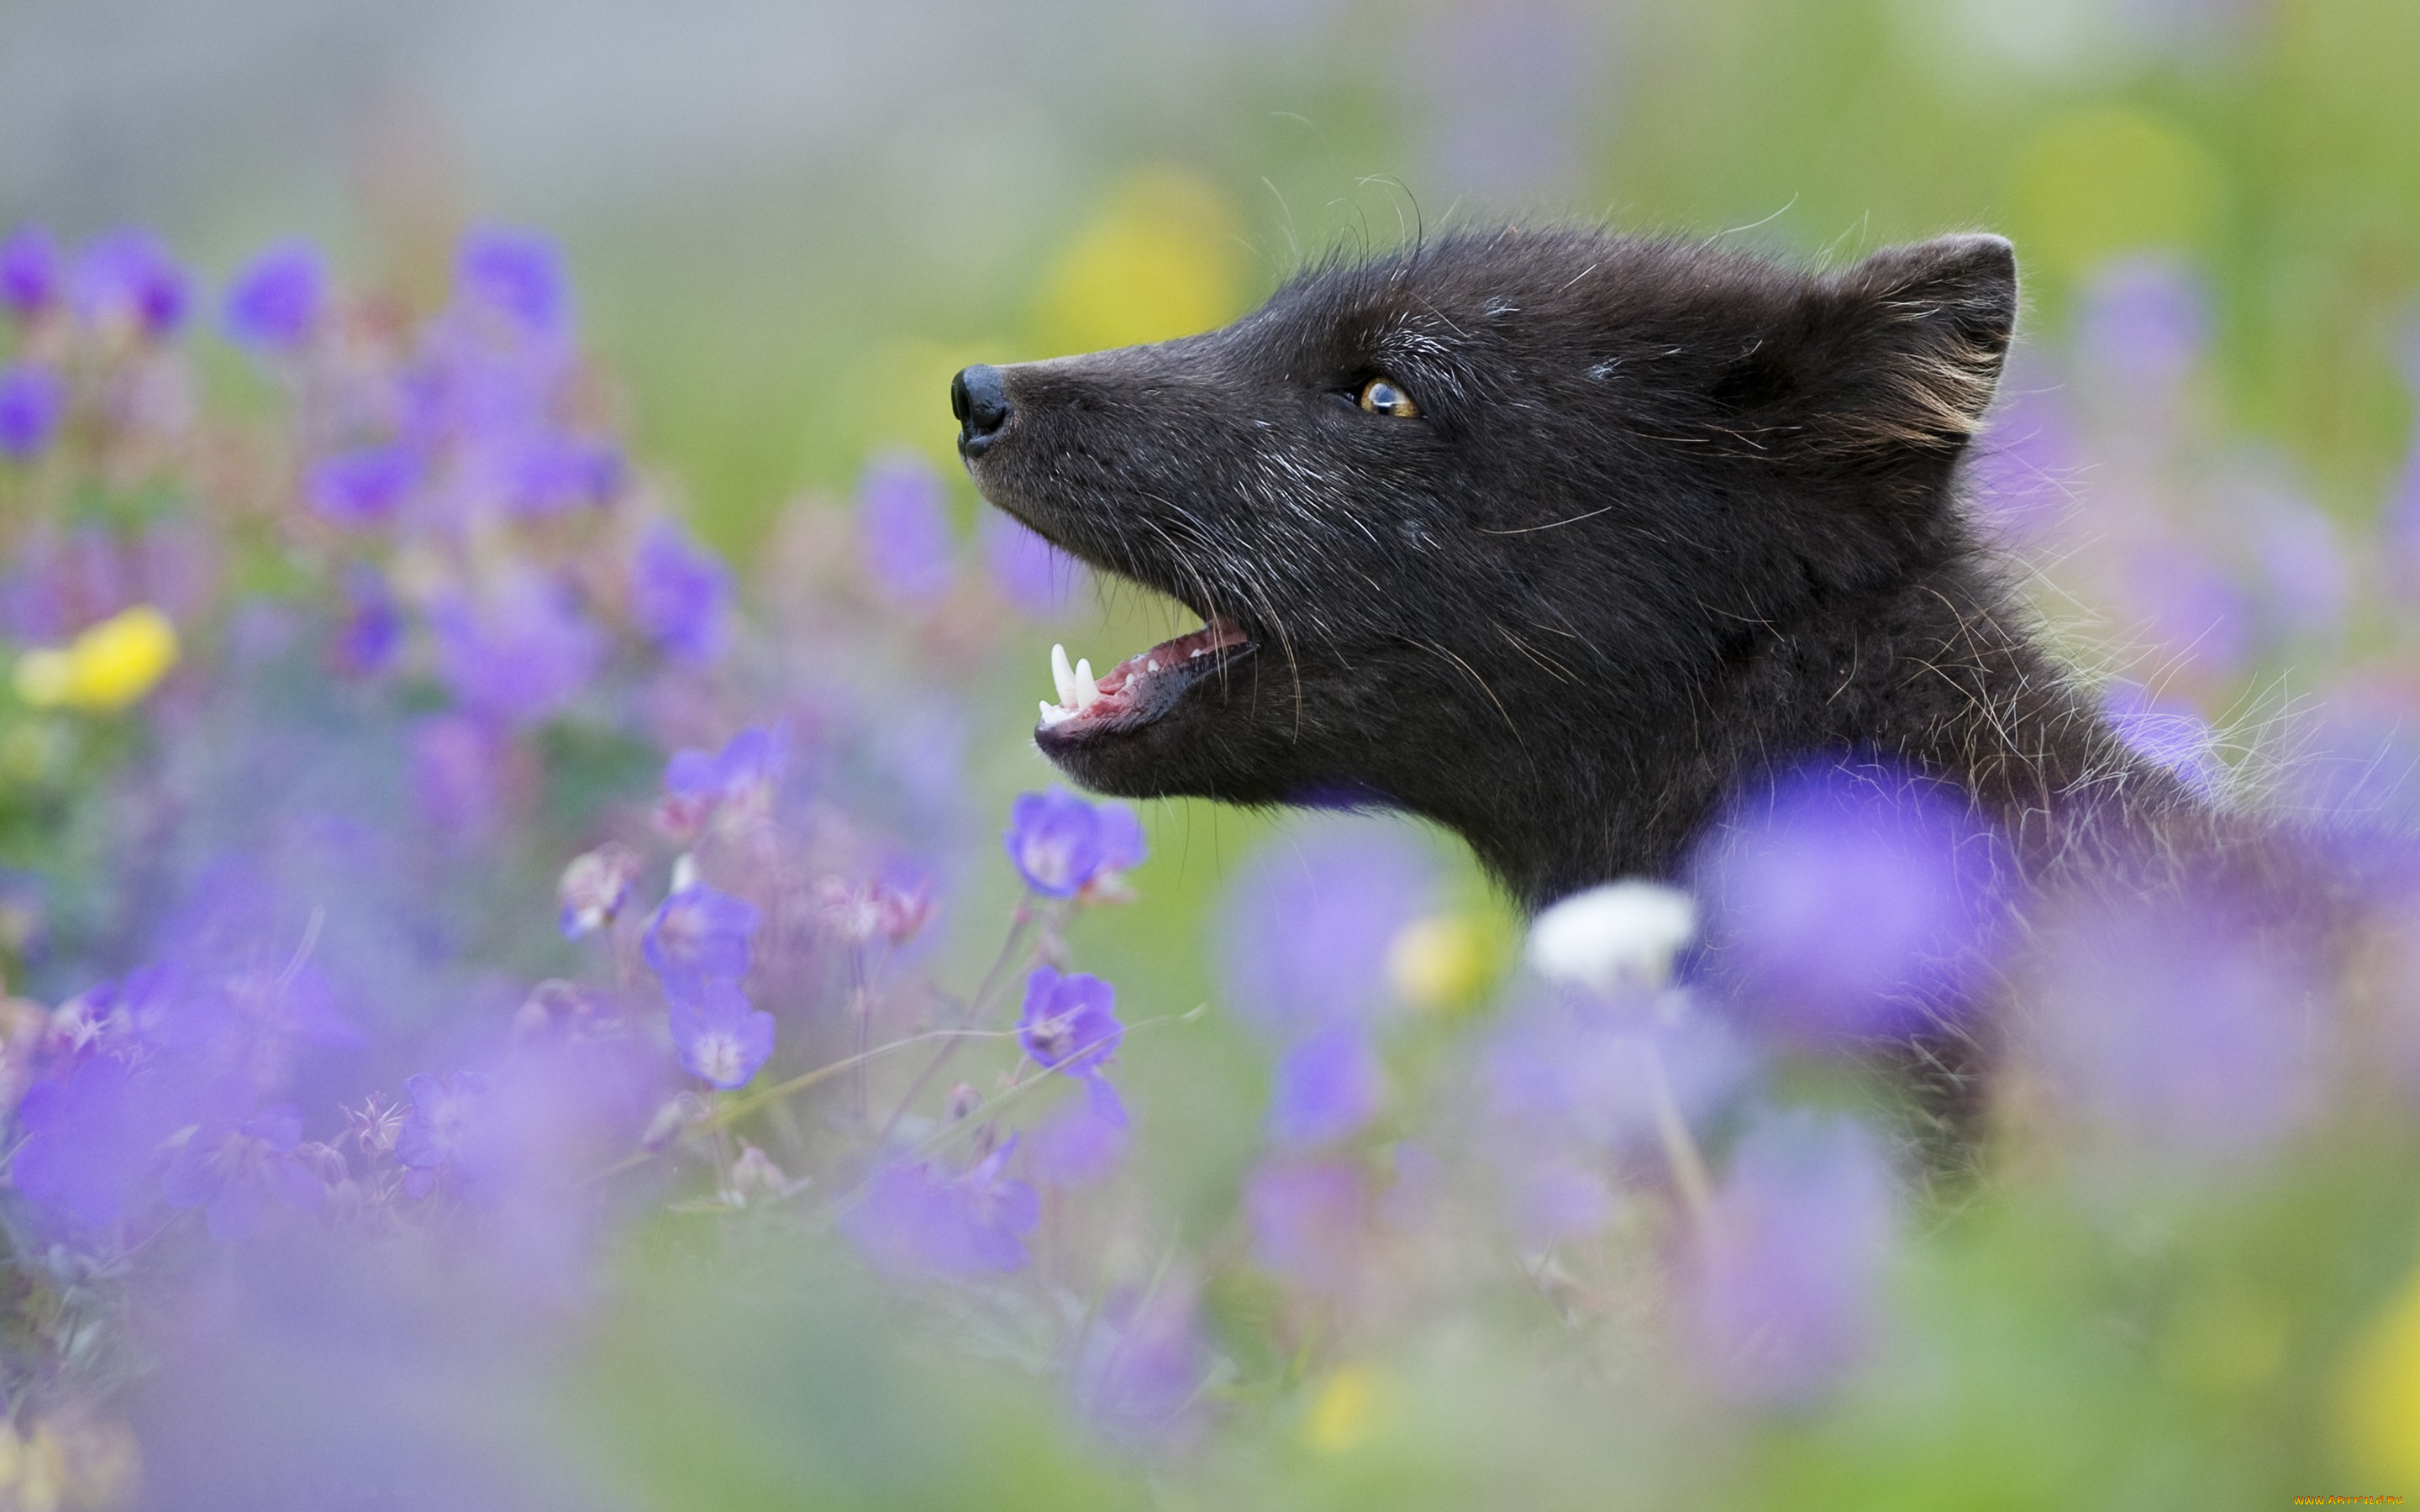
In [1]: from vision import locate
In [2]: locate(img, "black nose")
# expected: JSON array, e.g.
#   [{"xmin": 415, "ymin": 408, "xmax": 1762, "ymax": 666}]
[{"xmin": 952, "ymin": 365, "xmax": 1011, "ymax": 459}]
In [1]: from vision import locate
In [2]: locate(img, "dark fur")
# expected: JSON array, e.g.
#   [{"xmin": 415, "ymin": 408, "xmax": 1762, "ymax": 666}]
[{"xmin": 964, "ymin": 228, "xmax": 2210, "ymax": 912}]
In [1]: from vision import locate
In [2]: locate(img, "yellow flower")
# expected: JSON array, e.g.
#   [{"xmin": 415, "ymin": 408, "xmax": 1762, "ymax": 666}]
[
  {"xmin": 0, "ymin": 1413, "xmax": 140, "ymax": 1511},
  {"xmin": 13, "ymin": 606, "xmax": 179, "ymax": 713},
  {"xmin": 1029, "ymin": 170, "xmax": 1247, "ymax": 356},
  {"xmin": 1387, "ymin": 914, "xmax": 1496, "ymax": 1012},
  {"xmin": 1302, "ymin": 1365, "xmax": 1385, "ymax": 1454},
  {"xmin": 2338, "ymin": 1258, "xmax": 2420, "ymax": 1483}
]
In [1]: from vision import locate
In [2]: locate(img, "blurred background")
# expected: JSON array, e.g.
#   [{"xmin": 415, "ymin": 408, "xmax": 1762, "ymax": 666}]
[
  {"xmin": 8, "ymin": 0, "xmax": 2420, "ymax": 1506},
  {"xmin": 6, "ymin": 0, "xmax": 2410, "ymax": 533}
]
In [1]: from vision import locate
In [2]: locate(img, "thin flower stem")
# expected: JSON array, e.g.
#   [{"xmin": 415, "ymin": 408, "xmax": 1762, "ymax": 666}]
[
  {"xmin": 823, "ymin": 1005, "xmax": 1206, "ymax": 1221},
  {"xmin": 1096, "ymin": 1224, "xmax": 1181, "ymax": 1390},
  {"xmin": 580, "ymin": 1025, "xmax": 1023, "ymax": 1185},
  {"xmin": 871, "ymin": 900, "xmax": 1047, "ymax": 1152},
  {"xmin": 850, "ymin": 943, "xmax": 870, "ymax": 1126},
  {"xmin": 277, "ymin": 906, "xmax": 325, "ymax": 991},
  {"xmin": 609, "ymin": 910, "xmax": 639, "ymax": 990},
  {"xmin": 707, "ymin": 1089, "xmax": 735, "ymax": 1194},
  {"xmin": 967, "ymin": 900, "xmax": 1041, "ymax": 1020},
  {"xmin": 1641, "ymin": 1037, "xmax": 1714, "ymax": 1227},
  {"xmin": 585, "ymin": 1002, "xmax": 1202, "ymax": 1193}
]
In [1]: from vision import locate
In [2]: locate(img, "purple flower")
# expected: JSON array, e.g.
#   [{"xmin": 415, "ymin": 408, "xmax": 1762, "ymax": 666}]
[
  {"xmin": 874, "ymin": 879, "xmax": 934, "ymax": 944},
  {"xmin": 665, "ymin": 726, "xmax": 784, "ymax": 806},
  {"xmin": 43, "ymin": 966, "xmax": 182, "ymax": 1067},
  {"xmin": 1096, "ymin": 801, "xmax": 1146, "ymax": 874},
  {"xmin": 1691, "ymin": 1112, "xmax": 1897, "ymax": 1409},
  {"xmin": 981, "ymin": 510, "xmax": 1082, "ymax": 618},
  {"xmin": 840, "ymin": 1140, "xmax": 1039, "ymax": 1278},
  {"xmin": 1002, "ymin": 787, "xmax": 1145, "ymax": 897},
  {"xmin": 429, "ymin": 571, "xmax": 605, "ymax": 723},
  {"xmin": 0, "ymin": 364, "xmax": 66, "ymax": 461},
  {"xmin": 668, "ymin": 979, "xmax": 776, "ymax": 1090},
  {"xmin": 142, "ymin": 954, "xmax": 363, "ymax": 1103},
  {"xmin": 2027, "ymin": 888, "xmax": 2317, "ymax": 1163},
  {"xmin": 332, "ymin": 563, "xmax": 402, "ymax": 677},
  {"xmin": 643, "ymin": 884, "xmax": 761, "ymax": 996},
  {"xmin": 395, "ymin": 306, "xmax": 566, "ymax": 480},
  {"xmin": 1245, "ymin": 1158, "xmax": 1366, "ymax": 1294},
  {"xmin": 1218, "ymin": 820, "xmax": 1434, "ymax": 1039},
  {"xmin": 222, "ymin": 241, "xmax": 328, "ymax": 353},
  {"xmin": 73, "ymin": 227, "xmax": 190, "ymax": 339},
  {"xmin": 395, "ymin": 1071, "xmax": 493, "ymax": 1193},
  {"xmin": 858, "ymin": 452, "xmax": 955, "ymax": 602},
  {"xmin": 557, "ymin": 843, "xmax": 643, "ymax": 939},
  {"xmin": 1018, "ymin": 967, "xmax": 1122, "ymax": 1074},
  {"xmin": 1030, "ymin": 1074, "xmax": 1131, "ymax": 1188},
  {"xmin": 1268, "ymin": 1022, "xmax": 1386, "ymax": 1147},
  {"xmin": 307, "ymin": 444, "xmax": 420, "ymax": 524},
  {"xmin": 505, "ymin": 433, "xmax": 621, "ymax": 516},
  {"xmin": 1, "ymin": 224, "xmax": 61, "ymax": 318},
  {"xmin": 1693, "ymin": 762, "xmax": 2007, "ymax": 1043},
  {"xmin": 10, "ymin": 1057, "xmax": 166, "ymax": 1232},
  {"xmin": 2075, "ymin": 256, "xmax": 2207, "ymax": 394},
  {"xmin": 659, "ymin": 727, "xmax": 784, "ymax": 839},
  {"xmin": 1070, "ymin": 1284, "xmax": 1212, "ymax": 1449},
  {"xmin": 815, "ymin": 875, "xmax": 934, "ymax": 945},
  {"xmin": 1968, "ymin": 366, "xmax": 2079, "ymax": 542},
  {"xmin": 1483, "ymin": 993, "xmax": 1747, "ymax": 1162},
  {"xmin": 457, "ymin": 226, "xmax": 572, "ymax": 339},
  {"xmin": 628, "ymin": 520, "xmax": 731, "ymax": 664},
  {"xmin": 160, "ymin": 1103, "xmax": 325, "ymax": 1242}
]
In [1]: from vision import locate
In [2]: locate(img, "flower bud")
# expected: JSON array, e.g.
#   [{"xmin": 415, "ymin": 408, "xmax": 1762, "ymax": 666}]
[
  {"xmin": 557, "ymin": 843, "xmax": 642, "ymax": 940},
  {"xmin": 1527, "ymin": 880, "xmax": 1697, "ymax": 995}
]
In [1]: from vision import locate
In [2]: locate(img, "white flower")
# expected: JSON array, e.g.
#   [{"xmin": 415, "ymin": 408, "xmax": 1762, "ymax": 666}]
[{"xmin": 1527, "ymin": 880, "xmax": 1698, "ymax": 994}]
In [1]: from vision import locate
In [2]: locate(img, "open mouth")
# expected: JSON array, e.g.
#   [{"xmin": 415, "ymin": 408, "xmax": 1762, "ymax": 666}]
[{"xmin": 1035, "ymin": 614, "xmax": 1255, "ymax": 739}]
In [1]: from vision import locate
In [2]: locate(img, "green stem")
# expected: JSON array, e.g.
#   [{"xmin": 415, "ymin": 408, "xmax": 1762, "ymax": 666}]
[
  {"xmin": 1642, "ymin": 1036, "xmax": 1714, "ymax": 1228},
  {"xmin": 871, "ymin": 901, "xmax": 1044, "ymax": 1152}
]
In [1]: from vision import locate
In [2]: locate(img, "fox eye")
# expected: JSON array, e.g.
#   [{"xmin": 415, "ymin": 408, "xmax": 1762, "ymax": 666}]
[{"xmin": 1356, "ymin": 376, "xmax": 1419, "ymax": 417}]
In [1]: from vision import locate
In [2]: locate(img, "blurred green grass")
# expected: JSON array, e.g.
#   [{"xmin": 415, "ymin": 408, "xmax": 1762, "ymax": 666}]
[{"xmin": 563, "ymin": 0, "xmax": 2420, "ymax": 550}]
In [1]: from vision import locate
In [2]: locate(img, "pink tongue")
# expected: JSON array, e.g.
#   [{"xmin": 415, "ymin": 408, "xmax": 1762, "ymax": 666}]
[{"xmin": 1093, "ymin": 617, "xmax": 1246, "ymax": 698}]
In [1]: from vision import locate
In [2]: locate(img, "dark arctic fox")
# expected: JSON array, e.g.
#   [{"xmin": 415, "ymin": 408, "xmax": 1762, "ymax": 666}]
[{"xmin": 954, "ymin": 228, "xmax": 2212, "ymax": 913}]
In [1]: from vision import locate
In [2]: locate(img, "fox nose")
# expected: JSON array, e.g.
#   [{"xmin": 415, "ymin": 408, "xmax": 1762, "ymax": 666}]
[{"xmin": 952, "ymin": 365, "xmax": 1011, "ymax": 459}]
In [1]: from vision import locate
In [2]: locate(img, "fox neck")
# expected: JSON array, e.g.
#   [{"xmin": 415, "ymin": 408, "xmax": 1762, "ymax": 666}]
[{"xmin": 1399, "ymin": 551, "xmax": 2196, "ymax": 911}]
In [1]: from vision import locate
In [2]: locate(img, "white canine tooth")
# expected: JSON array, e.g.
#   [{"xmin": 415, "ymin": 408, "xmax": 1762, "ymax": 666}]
[
  {"xmin": 1075, "ymin": 659, "xmax": 1097, "ymax": 708},
  {"xmin": 1050, "ymin": 644, "xmax": 1079, "ymax": 707}
]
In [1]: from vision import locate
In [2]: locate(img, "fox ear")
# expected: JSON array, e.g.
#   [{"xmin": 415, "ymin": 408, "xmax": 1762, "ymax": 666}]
[{"xmin": 1802, "ymin": 233, "xmax": 2018, "ymax": 457}]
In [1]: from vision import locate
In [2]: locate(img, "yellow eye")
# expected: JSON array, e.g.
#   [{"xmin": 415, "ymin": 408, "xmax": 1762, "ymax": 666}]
[{"xmin": 1357, "ymin": 377, "xmax": 1419, "ymax": 417}]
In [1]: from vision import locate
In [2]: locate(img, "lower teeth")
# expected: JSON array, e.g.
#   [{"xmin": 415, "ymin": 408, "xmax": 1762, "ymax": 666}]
[{"xmin": 1040, "ymin": 622, "xmax": 1239, "ymax": 727}]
